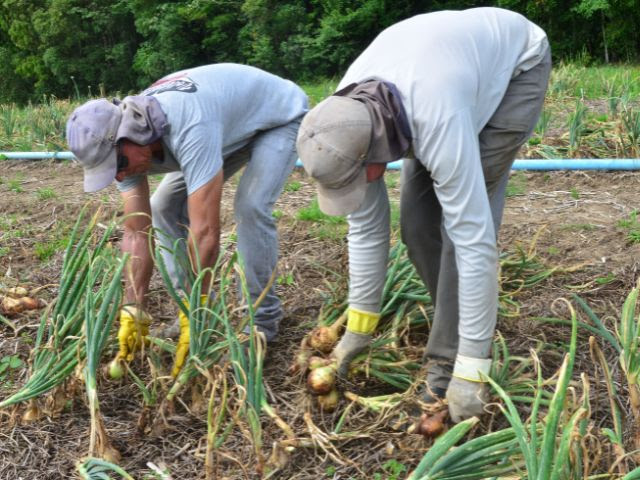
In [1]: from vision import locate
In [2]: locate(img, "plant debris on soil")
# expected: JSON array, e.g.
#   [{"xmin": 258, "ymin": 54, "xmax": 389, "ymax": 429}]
[{"xmin": 1, "ymin": 158, "xmax": 639, "ymax": 479}]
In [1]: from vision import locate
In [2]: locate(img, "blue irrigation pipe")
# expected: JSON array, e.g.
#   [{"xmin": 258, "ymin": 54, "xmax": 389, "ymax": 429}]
[{"xmin": 1, "ymin": 152, "xmax": 640, "ymax": 170}]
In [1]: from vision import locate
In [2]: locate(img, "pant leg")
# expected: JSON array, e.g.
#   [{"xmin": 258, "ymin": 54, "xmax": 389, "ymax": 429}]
[
  {"xmin": 480, "ymin": 50, "xmax": 552, "ymax": 236},
  {"xmin": 233, "ymin": 118, "xmax": 301, "ymax": 342},
  {"xmin": 150, "ymin": 172, "xmax": 191, "ymax": 292},
  {"xmin": 400, "ymin": 158, "xmax": 460, "ymax": 362}
]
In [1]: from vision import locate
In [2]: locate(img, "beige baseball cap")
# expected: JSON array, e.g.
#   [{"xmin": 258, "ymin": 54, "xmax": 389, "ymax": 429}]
[{"xmin": 296, "ymin": 96, "xmax": 372, "ymax": 216}]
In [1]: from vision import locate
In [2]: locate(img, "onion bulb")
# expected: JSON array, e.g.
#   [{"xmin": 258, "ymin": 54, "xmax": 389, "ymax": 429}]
[
  {"xmin": 308, "ymin": 355, "xmax": 331, "ymax": 370},
  {"xmin": 308, "ymin": 326, "xmax": 338, "ymax": 353},
  {"xmin": 316, "ymin": 389, "xmax": 339, "ymax": 412},
  {"xmin": 307, "ymin": 365, "xmax": 336, "ymax": 395},
  {"xmin": 22, "ymin": 401, "xmax": 41, "ymax": 423},
  {"xmin": 1, "ymin": 296, "xmax": 42, "ymax": 316},
  {"xmin": 0, "ymin": 286, "xmax": 28, "ymax": 298},
  {"xmin": 307, "ymin": 312, "xmax": 346, "ymax": 353},
  {"xmin": 416, "ymin": 410, "xmax": 448, "ymax": 438},
  {"xmin": 108, "ymin": 358, "xmax": 125, "ymax": 380},
  {"xmin": 288, "ymin": 349, "xmax": 312, "ymax": 375}
]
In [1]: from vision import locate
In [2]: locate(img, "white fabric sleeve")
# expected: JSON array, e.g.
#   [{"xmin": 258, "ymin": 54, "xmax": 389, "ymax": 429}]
[
  {"xmin": 417, "ymin": 109, "xmax": 498, "ymax": 343},
  {"xmin": 346, "ymin": 178, "xmax": 391, "ymax": 313}
]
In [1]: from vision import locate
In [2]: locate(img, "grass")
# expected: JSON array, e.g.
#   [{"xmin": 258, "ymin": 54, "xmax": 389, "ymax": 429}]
[
  {"xmin": 549, "ymin": 62, "xmax": 640, "ymax": 100},
  {"xmin": 299, "ymin": 78, "xmax": 339, "ymax": 107},
  {"xmin": 559, "ymin": 223, "xmax": 597, "ymax": 232},
  {"xmin": 296, "ymin": 197, "xmax": 346, "ymax": 224},
  {"xmin": 8, "ymin": 178, "xmax": 23, "ymax": 193},
  {"xmin": 506, "ymin": 171, "xmax": 528, "ymax": 197},
  {"xmin": 36, "ymin": 187, "xmax": 57, "ymax": 200},
  {"xmin": 618, "ymin": 209, "xmax": 640, "ymax": 244},
  {"xmin": 284, "ymin": 180, "xmax": 302, "ymax": 192},
  {"xmin": 0, "ymin": 62, "xmax": 638, "ymax": 164},
  {"xmin": 34, "ymin": 236, "xmax": 68, "ymax": 261}
]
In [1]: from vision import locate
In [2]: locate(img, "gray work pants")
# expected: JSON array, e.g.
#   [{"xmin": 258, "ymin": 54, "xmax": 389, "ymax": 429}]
[
  {"xmin": 150, "ymin": 118, "xmax": 301, "ymax": 342},
  {"xmin": 400, "ymin": 51, "xmax": 552, "ymax": 364}
]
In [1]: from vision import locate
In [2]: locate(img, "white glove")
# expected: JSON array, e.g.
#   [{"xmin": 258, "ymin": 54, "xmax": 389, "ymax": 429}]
[
  {"xmin": 333, "ymin": 330, "xmax": 372, "ymax": 377},
  {"xmin": 446, "ymin": 354, "xmax": 491, "ymax": 423}
]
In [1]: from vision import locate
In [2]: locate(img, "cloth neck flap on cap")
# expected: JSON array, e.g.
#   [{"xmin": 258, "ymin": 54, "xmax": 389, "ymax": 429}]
[
  {"xmin": 334, "ymin": 79, "xmax": 411, "ymax": 164},
  {"xmin": 116, "ymin": 95, "xmax": 168, "ymax": 145}
]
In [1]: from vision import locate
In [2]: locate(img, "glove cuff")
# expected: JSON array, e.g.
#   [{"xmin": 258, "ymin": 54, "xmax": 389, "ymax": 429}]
[
  {"xmin": 120, "ymin": 305, "xmax": 151, "ymax": 323},
  {"xmin": 452, "ymin": 354, "xmax": 491, "ymax": 383},
  {"xmin": 346, "ymin": 307, "xmax": 380, "ymax": 335}
]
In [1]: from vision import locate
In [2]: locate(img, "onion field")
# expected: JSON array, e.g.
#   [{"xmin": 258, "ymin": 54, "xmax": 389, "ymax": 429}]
[{"xmin": 1, "ymin": 64, "xmax": 640, "ymax": 479}]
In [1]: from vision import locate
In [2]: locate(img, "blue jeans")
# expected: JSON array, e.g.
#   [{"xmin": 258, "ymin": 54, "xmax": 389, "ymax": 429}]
[{"xmin": 150, "ymin": 118, "xmax": 301, "ymax": 342}]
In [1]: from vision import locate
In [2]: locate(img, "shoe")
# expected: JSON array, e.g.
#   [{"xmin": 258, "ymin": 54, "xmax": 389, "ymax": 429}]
[
  {"xmin": 408, "ymin": 357, "xmax": 453, "ymax": 416},
  {"xmin": 422, "ymin": 356, "xmax": 453, "ymax": 400}
]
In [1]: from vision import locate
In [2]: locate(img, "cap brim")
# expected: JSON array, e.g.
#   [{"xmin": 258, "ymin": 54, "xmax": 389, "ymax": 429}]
[
  {"xmin": 83, "ymin": 146, "xmax": 117, "ymax": 192},
  {"xmin": 316, "ymin": 166, "xmax": 368, "ymax": 217}
]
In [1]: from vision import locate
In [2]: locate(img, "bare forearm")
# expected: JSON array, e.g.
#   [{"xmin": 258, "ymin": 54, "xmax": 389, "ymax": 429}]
[
  {"xmin": 188, "ymin": 229, "xmax": 219, "ymax": 290},
  {"xmin": 122, "ymin": 230, "xmax": 154, "ymax": 305}
]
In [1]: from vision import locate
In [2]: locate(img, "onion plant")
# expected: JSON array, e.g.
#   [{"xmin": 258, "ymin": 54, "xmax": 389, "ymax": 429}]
[
  {"xmin": 152, "ymin": 235, "xmax": 292, "ymax": 475},
  {"xmin": 407, "ymin": 419, "xmax": 525, "ymax": 480},
  {"xmin": 76, "ymin": 458, "xmax": 134, "ymax": 480},
  {"xmin": 83, "ymin": 252, "xmax": 128, "ymax": 461},
  {"xmin": 0, "ymin": 207, "xmax": 119, "ymax": 411},
  {"xmin": 486, "ymin": 298, "xmax": 584, "ymax": 480},
  {"xmin": 589, "ymin": 336, "xmax": 628, "ymax": 474},
  {"xmin": 575, "ymin": 283, "xmax": 640, "ymax": 457},
  {"xmin": 490, "ymin": 332, "xmax": 553, "ymax": 406},
  {"xmin": 409, "ymin": 299, "xmax": 588, "ymax": 480}
]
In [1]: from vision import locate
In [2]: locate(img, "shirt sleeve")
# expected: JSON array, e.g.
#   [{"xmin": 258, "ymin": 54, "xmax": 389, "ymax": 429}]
[
  {"xmin": 416, "ymin": 109, "xmax": 498, "ymax": 343},
  {"xmin": 347, "ymin": 179, "xmax": 391, "ymax": 313}
]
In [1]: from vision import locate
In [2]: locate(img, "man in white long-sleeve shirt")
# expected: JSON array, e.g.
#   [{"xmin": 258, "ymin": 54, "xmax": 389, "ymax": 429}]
[{"xmin": 297, "ymin": 7, "xmax": 551, "ymax": 422}]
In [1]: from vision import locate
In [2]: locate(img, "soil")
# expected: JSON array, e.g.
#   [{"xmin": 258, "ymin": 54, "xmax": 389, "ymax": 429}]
[{"xmin": 0, "ymin": 159, "xmax": 639, "ymax": 479}]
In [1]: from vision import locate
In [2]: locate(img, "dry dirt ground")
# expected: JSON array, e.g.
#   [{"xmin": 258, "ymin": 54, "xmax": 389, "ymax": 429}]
[{"xmin": 0, "ymin": 159, "xmax": 639, "ymax": 479}]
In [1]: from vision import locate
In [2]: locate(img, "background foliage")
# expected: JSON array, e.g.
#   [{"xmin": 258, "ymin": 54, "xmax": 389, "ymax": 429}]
[{"xmin": 1, "ymin": 0, "xmax": 639, "ymax": 103}]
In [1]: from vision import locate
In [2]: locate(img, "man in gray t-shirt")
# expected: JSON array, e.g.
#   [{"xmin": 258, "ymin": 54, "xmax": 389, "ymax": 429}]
[{"xmin": 67, "ymin": 64, "xmax": 308, "ymax": 376}]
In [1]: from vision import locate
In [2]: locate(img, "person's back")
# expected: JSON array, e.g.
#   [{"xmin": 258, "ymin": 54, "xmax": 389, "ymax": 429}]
[
  {"xmin": 340, "ymin": 7, "xmax": 548, "ymax": 135},
  {"xmin": 117, "ymin": 63, "xmax": 308, "ymax": 195},
  {"xmin": 146, "ymin": 64, "xmax": 307, "ymax": 156}
]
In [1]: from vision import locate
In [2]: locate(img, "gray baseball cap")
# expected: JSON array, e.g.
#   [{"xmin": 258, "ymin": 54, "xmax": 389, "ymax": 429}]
[
  {"xmin": 66, "ymin": 99, "xmax": 122, "ymax": 192},
  {"xmin": 66, "ymin": 96, "xmax": 168, "ymax": 192},
  {"xmin": 296, "ymin": 96, "xmax": 372, "ymax": 216}
]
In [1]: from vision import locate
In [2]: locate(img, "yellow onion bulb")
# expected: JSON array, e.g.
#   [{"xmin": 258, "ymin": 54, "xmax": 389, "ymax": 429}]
[
  {"xmin": 288, "ymin": 349, "xmax": 312, "ymax": 374},
  {"xmin": 308, "ymin": 326, "xmax": 338, "ymax": 353},
  {"xmin": 108, "ymin": 358, "xmax": 125, "ymax": 380},
  {"xmin": 308, "ymin": 355, "xmax": 331, "ymax": 370},
  {"xmin": 316, "ymin": 389, "xmax": 339, "ymax": 412},
  {"xmin": 307, "ymin": 365, "xmax": 336, "ymax": 395}
]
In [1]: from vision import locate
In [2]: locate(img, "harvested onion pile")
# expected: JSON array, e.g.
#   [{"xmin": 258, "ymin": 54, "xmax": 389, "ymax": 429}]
[{"xmin": 1, "ymin": 296, "xmax": 42, "ymax": 315}]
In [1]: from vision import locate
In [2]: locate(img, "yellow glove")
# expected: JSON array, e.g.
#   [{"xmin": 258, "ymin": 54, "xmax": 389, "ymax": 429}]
[
  {"xmin": 116, "ymin": 306, "xmax": 152, "ymax": 362},
  {"xmin": 171, "ymin": 295, "xmax": 209, "ymax": 378}
]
